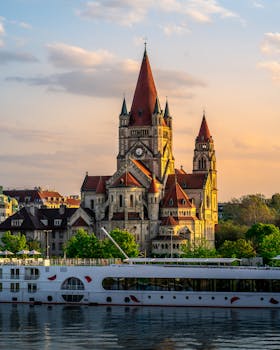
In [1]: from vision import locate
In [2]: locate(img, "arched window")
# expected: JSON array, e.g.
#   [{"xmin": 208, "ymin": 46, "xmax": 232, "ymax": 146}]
[
  {"xmin": 198, "ymin": 157, "xmax": 207, "ymax": 170},
  {"xmin": 61, "ymin": 277, "xmax": 85, "ymax": 290}
]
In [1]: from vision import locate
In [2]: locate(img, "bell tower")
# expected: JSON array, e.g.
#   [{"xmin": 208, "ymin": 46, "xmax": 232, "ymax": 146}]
[{"xmin": 117, "ymin": 47, "xmax": 174, "ymax": 182}]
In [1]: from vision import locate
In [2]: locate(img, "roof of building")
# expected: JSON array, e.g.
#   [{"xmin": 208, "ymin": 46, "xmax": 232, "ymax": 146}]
[
  {"xmin": 148, "ymin": 177, "xmax": 159, "ymax": 194},
  {"xmin": 162, "ymin": 180, "xmax": 193, "ymax": 209},
  {"xmin": 81, "ymin": 175, "xmax": 111, "ymax": 192},
  {"xmin": 166, "ymin": 173, "xmax": 207, "ymax": 190},
  {"xmin": 96, "ymin": 176, "xmax": 107, "ymax": 194},
  {"xmin": 0, "ymin": 206, "xmax": 83, "ymax": 231},
  {"xmin": 111, "ymin": 171, "xmax": 143, "ymax": 188},
  {"xmin": 129, "ymin": 49, "xmax": 157, "ymax": 126},
  {"xmin": 197, "ymin": 113, "xmax": 212, "ymax": 142},
  {"xmin": 131, "ymin": 159, "xmax": 153, "ymax": 179}
]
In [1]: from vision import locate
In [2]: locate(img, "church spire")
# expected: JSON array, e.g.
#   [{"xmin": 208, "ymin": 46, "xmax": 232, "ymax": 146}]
[
  {"xmin": 197, "ymin": 111, "xmax": 211, "ymax": 142},
  {"xmin": 164, "ymin": 99, "xmax": 170, "ymax": 118},
  {"xmin": 153, "ymin": 96, "xmax": 161, "ymax": 114},
  {"xmin": 120, "ymin": 97, "xmax": 128, "ymax": 115},
  {"xmin": 129, "ymin": 46, "xmax": 157, "ymax": 126}
]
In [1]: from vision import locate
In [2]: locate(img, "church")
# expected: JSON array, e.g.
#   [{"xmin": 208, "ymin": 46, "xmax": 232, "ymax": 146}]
[{"xmin": 81, "ymin": 48, "xmax": 218, "ymax": 256}]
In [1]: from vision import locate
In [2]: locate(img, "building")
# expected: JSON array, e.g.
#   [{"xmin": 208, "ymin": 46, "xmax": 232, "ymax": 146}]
[
  {"xmin": 0, "ymin": 186, "xmax": 18, "ymax": 223},
  {"xmin": 3, "ymin": 187, "xmax": 80, "ymax": 209},
  {"xmin": 0, "ymin": 205, "xmax": 94, "ymax": 257},
  {"xmin": 81, "ymin": 48, "xmax": 218, "ymax": 256}
]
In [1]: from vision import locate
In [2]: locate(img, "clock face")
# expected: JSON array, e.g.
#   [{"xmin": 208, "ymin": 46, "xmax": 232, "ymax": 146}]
[{"xmin": 135, "ymin": 147, "xmax": 143, "ymax": 156}]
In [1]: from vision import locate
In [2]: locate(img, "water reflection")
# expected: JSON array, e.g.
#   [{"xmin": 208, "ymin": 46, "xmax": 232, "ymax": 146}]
[{"xmin": 0, "ymin": 305, "xmax": 280, "ymax": 349}]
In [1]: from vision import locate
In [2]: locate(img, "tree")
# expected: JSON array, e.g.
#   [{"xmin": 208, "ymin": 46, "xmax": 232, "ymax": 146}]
[
  {"xmin": 64, "ymin": 229, "xmax": 102, "ymax": 258},
  {"xmin": 101, "ymin": 229, "xmax": 139, "ymax": 258},
  {"xmin": 222, "ymin": 194, "xmax": 276, "ymax": 226},
  {"xmin": 245, "ymin": 223, "xmax": 280, "ymax": 250},
  {"xmin": 218, "ymin": 239, "xmax": 256, "ymax": 259},
  {"xmin": 1, "ymin": 231, "xmax": 28, "ymax": 253},
  {"xmin": 259, "ymin": 231, "xmax": 280, "ymax": 262},
  {"xmin": 215, "ymin": 220, "xmax": 248, "ymax": 248},
  {"xmin": 181, "ymin": 239, "xmax": 217, "ymax": 258}
]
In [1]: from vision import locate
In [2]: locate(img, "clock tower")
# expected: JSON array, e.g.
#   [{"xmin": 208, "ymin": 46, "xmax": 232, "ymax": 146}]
[{"xmin": 117, "ymin": 48, "xmax": 174, "ymax": 182}]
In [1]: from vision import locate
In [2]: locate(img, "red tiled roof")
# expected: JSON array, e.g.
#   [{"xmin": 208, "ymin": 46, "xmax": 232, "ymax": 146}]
[
  {"xmin": 148, "ymin": 177, "xmax": 159, "ymax": 193},
  {"xmin": 112, "ymin": 171, "xmax": 142, "ymax": 188},
  {"xmin": 131, "ymin": 159, "xmax": 153, "ymax": 179},
  {"xmin": 81, "ymin": 175, "xmax": 111, "ymax": 191},
  {"xmin": 166, "ymin": 173, "xmax": 207, "ymax": 190},
  {"xmin": 96, "ymin": 176, "xmax": 106, "ymax": 194},
  {"xmin": 175, "ymin": 167, "xmax": 187, "ymax": 175},
  {"xmin": 65, "ymin": 198, "xmax": 80, "ymax": 207},
  {"xmin": 38, "ymin": 191, "xmax": 63, "ymax": 200},
  {"xmin": 129, "ymin": 50, "xmax": 157, "ymax": 126},
  {"xmin": 161, "ymin": 215, "xmax": 178, "ymax": 226},
  {"xmin": 197, "ymin": 114, "xmax": 211, "ymax": 142},
  {"xmin": 162, "ymin": 181, "xmax": 193, "ymax": 208}
]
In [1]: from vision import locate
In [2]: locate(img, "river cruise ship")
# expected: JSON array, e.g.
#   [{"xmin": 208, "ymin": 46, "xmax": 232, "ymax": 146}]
[{"xmin": 1, "ymin": 257, "xmax": 280, "ymax": 307}]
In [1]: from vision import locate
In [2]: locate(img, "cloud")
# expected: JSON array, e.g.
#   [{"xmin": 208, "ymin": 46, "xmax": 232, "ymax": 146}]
[
  {"xmin": 0, "ymin": 21, "xmax": 4, "ymax": 35},
  {"xmin": 257, "ymin": 61, "xmax": 280, "ymax": 82},
  {"xmin": 161, "ymin": 23, "xmax": 190, "ymax": 36},
  {"xmin": 0, "ymin": 50, "xmax": 38, "ymax": 64},
  {"xmin": 77, "ymin": 0, "xmax": 150, "ymax": 26},
  {"xmin": 251, "ymin": 1, "xmax": 264, "ymax": 8},
  {"xmin": 47, "ymin": 43, "xmax": 114, "ymax": 69},
  {"xmin": 6, "ymin": 61, "xmax": 205, "ymax": 99},
  {"xmin": 261, "ymin": 32, "xmax": 280, "ymax": 55},
  {"xmin": 77, "ymin": 0, "xmax": 241, "ymax": 27},
  {"xmin": 0, "ymin": 123, "xmax": 66, "ymax": 143}
]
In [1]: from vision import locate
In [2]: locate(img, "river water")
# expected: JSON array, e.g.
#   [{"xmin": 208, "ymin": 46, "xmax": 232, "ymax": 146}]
[{"xmin": 0, "ymin": 304, "xmax": 279, "ymax": 349}]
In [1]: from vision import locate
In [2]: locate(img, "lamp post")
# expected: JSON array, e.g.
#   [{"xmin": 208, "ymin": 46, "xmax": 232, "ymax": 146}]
[
  {"xmin": 45, "ymin": 230, "xmax": 51, "ymax": 259},
  {"xmin": 170, "ymin": 229, "xmax": 173, "ymax": 259}
]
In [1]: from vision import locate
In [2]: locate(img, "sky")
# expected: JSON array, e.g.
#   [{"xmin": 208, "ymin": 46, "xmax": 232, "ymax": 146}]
[{"xmin": 0, "ymin": 0, "xmax": 280, "ymax": 202}]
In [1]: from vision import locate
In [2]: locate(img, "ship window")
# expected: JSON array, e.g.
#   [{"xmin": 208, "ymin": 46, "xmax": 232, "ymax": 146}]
[
  {"xmin": 25, "ymin": 268, "xmax": 40, "ymax": 280},
  {"xmin": 28, "ymin": 283, "xmax": 37, "ymax": 293},
  {"xmin": 0, "ymin": 283, "xmax": 2, "ymax": 292},
  {"xmin": 0, "ymin": 269, "xmax": 2, "ymax": 279},
  {"xmin": 61, "ymin": 277, "xmax": 85, "ymax": 290},
  {"xmin": 10, "ymin": 283, "xmax": 20, "ymax": 293},
  {"xmin": 62, "ymin": 295, "xmax": 84, "ymax": 303},
  {"xmin": 10, "ymin": 268, "xmax": 20, "ymax": 280}
]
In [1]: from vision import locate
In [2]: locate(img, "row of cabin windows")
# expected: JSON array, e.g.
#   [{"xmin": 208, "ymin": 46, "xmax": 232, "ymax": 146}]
[
  {"xmin": 102, "ymin": 277, "xmax": 280, "ymax": 293},
  {"xmin": 0, "ymin": 283, "xmax": 37, "ymax": 293},
  {"xmin": 0, "ymin": 268, "xmax": 40, "ymax": 280}
]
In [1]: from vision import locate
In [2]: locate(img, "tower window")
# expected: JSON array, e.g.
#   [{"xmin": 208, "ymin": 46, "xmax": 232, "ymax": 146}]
[
  {"xmin": 119, "ymin": 195, "xmax": 123, "ymax": 208},
  {"xmin": 130, "ymin": 194, "xmax": 133, "ymax": 207},
  {"xmin": 198, "ymin": 157, "xmax": 207, "ymax": 170},
  {"xmin": 90, "ymin": 199, "xmax": 94, "ymax": 209}
]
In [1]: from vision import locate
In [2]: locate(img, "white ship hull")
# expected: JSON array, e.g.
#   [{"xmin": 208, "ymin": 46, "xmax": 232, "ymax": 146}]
[{"xmin": 1, "ymin": 261, "xmax": 280, "ymax": 308}]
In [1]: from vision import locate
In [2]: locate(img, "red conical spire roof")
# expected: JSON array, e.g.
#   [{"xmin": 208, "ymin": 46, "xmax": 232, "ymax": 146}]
[
  {"xmin": 129, "ymin": 48, "xmax": 157, "ymax": 126},
  {"xmin": 197, "ymin": 112, "xmax": 211, "ymax": 142}
]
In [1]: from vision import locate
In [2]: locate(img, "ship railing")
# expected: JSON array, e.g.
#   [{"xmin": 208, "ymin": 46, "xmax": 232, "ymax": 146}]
[{"xmin": 0, "ymin": 258, "xmax": 122, "ymax": 266}]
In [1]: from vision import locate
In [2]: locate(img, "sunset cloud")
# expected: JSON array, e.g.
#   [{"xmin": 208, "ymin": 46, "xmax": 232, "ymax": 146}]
[
  {"xmin": 47, "ymin": 43, "xmax": 114, "ymax": 69},
  {"xmin": 77, "ymin": 0, "xmax": 241, "ymax": 27},
  {"xmin": 258, "ymin": 61, "xmax": 280, "ymax": 81},
  {"xmin": 261, "ymin": 32, "xmax": 280, "ymax": 55}
]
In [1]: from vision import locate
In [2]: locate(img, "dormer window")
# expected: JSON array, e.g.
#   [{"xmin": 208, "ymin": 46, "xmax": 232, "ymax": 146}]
[
  {"xmin": 54, "ymin": 219, "xmax": 62, "ymax": 226},
  {"xmin": 169, "ymin": 199, "xmax": 173, "ymax": 206},
  {"xmin": 181, "ymin": 199, "xmax": 186, "ymax": 205},
  {"xmin": 11, "ymin": 219, "xmax": 23, "ymax": 227}
]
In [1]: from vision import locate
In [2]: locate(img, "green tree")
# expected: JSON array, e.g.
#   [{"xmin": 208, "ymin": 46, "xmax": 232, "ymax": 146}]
[
  {"xmin": 181, "ymin": 239, "xmax": 217, "ymax": 258},
  {"xmin": 218, "ymin": 239, "xmax": 256, "ymax": 258},
  {"xmin": 222, "ymin": 194, "xmax": 276, "ymax": 226},
  {"xmin": 215, "ymin": 220, "xmax": 248, "ymax": 248},
  {"xmin": 1, "ymin": 231, "xmax": 28, "ymax": 253},
  {"xmin": 245, "ymin": 223, "xmax": 280, "ymax": 250},
  {"xmin": 101, "ymin": 229, "xmax": 139, "ymax": 258},
  {"xmin": 64, "ymin": 229, "xmax": 102, "ymax": 258},
  {"xmin": 259, "ymin": 231, "xmax": 280, "ymax": 262}
]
